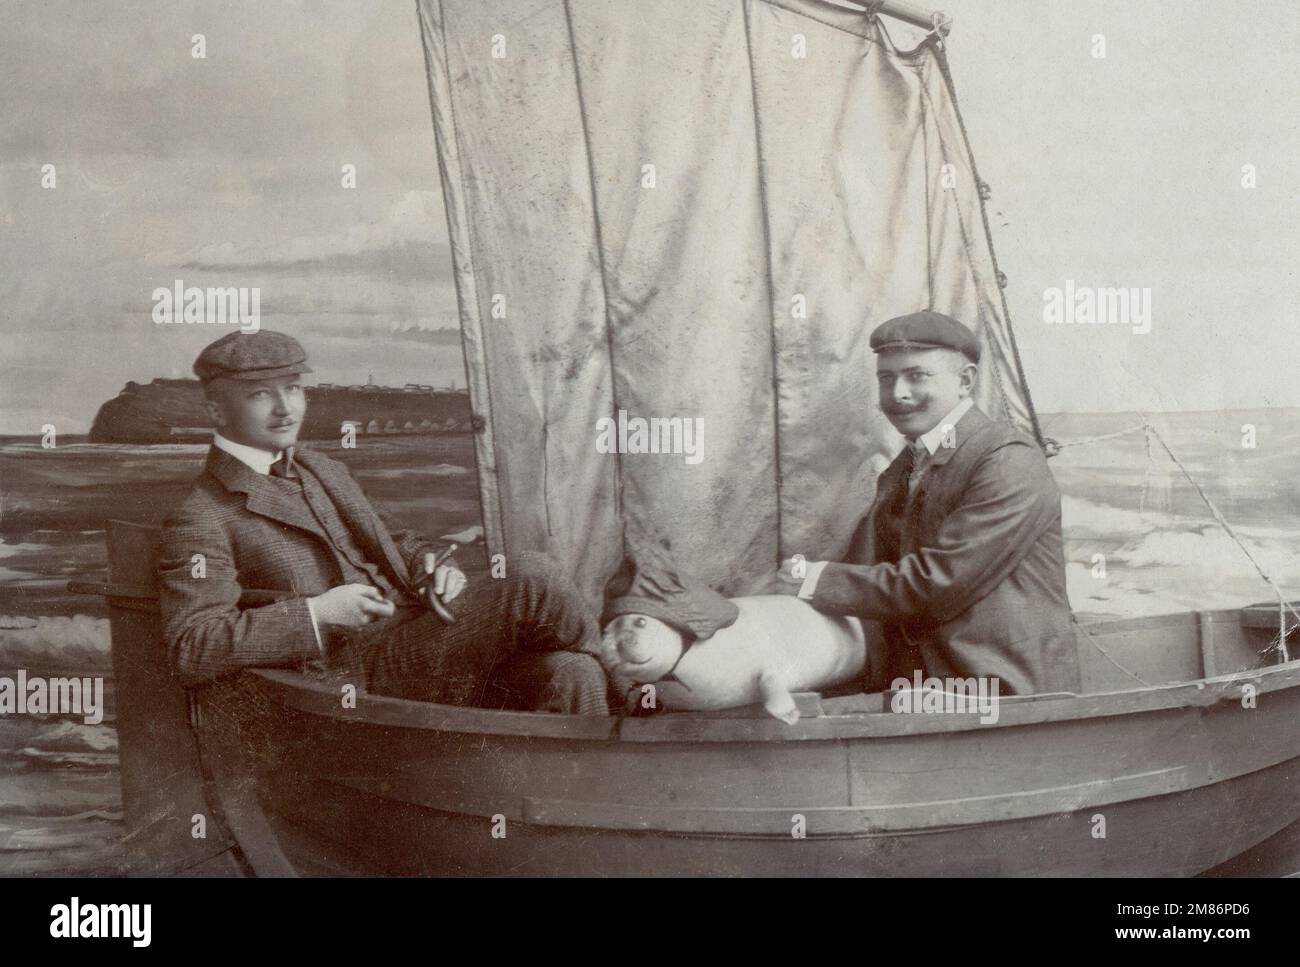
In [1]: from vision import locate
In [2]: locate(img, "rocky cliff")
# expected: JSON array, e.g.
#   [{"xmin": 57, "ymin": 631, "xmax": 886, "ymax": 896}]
[{"xmin": 89, "ymin": 378, "xmax": 474, "ymax": 444}]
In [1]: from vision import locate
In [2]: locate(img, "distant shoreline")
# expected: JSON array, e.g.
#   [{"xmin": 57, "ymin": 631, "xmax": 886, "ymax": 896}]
[{"xmin": 4, "ymin": 403, "xmax": 1296, "ymax": 443}]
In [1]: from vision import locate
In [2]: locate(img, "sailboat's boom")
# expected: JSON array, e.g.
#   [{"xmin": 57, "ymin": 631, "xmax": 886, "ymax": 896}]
[{"xmin": 874, "ymin": 0, "xmax": 952, "ymax": 34}]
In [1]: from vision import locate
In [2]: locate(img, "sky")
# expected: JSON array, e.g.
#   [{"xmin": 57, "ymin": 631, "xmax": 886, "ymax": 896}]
[{"xmin": 1, "ymin": 0, "xmax": 1297, "ymax": 433}]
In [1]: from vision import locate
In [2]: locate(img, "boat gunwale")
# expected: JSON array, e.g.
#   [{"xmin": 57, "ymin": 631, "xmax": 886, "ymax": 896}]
[{"xmin": 244, "ymin": 610, "xmax": 1300, "ymax": 743}]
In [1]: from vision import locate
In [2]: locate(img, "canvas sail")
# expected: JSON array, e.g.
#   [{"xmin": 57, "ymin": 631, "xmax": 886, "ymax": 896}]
[{"xmin": 417, "ymin": 0, "xmax": 1041, "ymax": 603}]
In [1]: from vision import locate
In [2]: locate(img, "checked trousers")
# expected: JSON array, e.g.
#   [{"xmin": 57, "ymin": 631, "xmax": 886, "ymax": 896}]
[{"xmin": 330, "ymin": 551, "xmax": 611, "ymax": 715}]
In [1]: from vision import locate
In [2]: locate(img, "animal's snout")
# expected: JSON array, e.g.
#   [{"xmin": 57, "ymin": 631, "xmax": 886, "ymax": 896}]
[
  {"xmin": 597, "ymin": 614, "xmax": 684, "ymax": 685},
  {"xmin": 601, "ymin": 614, "xmax": 658, "ymax": 664},
  {"xmin": 615, "ymin": 628, "xmax": 655, "ymax": 664}
]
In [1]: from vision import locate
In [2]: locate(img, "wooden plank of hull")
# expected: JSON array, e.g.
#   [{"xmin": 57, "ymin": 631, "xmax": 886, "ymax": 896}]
[
  {"xmin": 254, "ymin": 755, "xmax": 1300, "ymax": 876},
  {"xmin": 519, "ymin": 766, "xmax": 1193, "ymax": 834},
  {"xmin": 250, "ymin": 652, "xmax": 1300, "ymax": 740},
  {"xmin": 238, "ymin": 669, "xmax": 1300, "ymax": 875}
]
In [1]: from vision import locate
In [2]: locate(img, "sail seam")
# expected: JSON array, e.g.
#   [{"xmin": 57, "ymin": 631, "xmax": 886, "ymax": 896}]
[
  {"xmin": 920, "ymin": 97, "xmax": 934, "ymax": 307},
  {"xmin": 562, "ymin": 0, "xmax": 626, "ymax": 552},
  {"xmin": 742, "ymin": 0, "xmax": 784, "ymax": 562}
]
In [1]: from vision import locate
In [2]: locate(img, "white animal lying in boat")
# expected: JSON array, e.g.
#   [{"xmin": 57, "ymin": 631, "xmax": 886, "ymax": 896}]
[{"xmin": 597, "ymin": 596, "xmax": 876, "ymax": 723}]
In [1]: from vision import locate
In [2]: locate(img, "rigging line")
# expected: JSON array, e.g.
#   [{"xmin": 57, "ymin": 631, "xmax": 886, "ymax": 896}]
[
  {"xmin": 929, "ymin": 38, "xmax": 1046, "ymax": 450},
  {"xmin": 914, "ymin": 73, "xmax": 1014, "ymax": 428},
  {"xmin": 1077, "ymin": 618, "xmax": 1287, "ymax": 694},
  {"xmin": 562, "ymin": 0, "xmax": 626, "ymax": 550},
  {"xmin": 1139, "ymin": 417, "xmax": 1297, "ymax": 662},
  {"xmin": 1057, "ymin": 417, "xmax": 1296, "ymax": 663},
  {"xmin": 1075, "ymin": 620, "xmax": 1155, "ymax": 688},
  {"xmin": 742, "ymin": 0, "xmax": 784, "ymax": 561},
  {"xmin": 1051, "ymin": 423, "xmax": 1149, "ymax": 449},
  {"xmin": 1081, "ymin": 616, "xmax": 1286, "ymax": 698},
  {"xmin": 1264, "ymin": 623, "xmax": 1300, "ymax": 664}
]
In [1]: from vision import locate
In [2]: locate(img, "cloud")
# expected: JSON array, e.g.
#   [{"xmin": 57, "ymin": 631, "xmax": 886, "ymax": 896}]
[{"xmin": 167, "ymin": 190, "xmax": 449, "ymax": 275}]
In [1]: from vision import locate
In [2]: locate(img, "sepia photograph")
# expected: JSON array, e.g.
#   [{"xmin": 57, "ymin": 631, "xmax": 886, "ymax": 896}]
[{"xmin": 1, "ymin": 0, "xmax": 1297, "ymax": 923}]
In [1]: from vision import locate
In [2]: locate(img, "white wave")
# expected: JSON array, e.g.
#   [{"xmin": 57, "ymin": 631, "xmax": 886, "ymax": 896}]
[
  {"xmin": 1066, "ymin": 521, "xmax": 1300, "ymax": 619},
  {"xmin": 24, "ymin": 721, "xmax": 117, "ymax": 754},
  {"xmin": 0, "ymin": 541, "xmax": 50, "ymax": 559},
  {"xmin": 16, "ymin": 749, "xmax": 118, "ymax": 768},
  {"xmin": 1063, "ymin": 494, "xmax": 1300, "ymax": 543},
  {"xmin": 0, "ymin": 615, "xmax": 111, "ymax": 666},
  {"xmin": 1063, "ymin": 495, "xmax": 1195, "ymax": 537},
  {"xmin": 1114, "ymin": 528, "xmax": 1300, "ymax": 579}
]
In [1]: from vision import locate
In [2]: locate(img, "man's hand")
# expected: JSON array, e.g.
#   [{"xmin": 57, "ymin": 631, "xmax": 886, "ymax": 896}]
[
  {"xmin": 421, "ymin": 551, "xmax": 467, "ymax": 611},
  {"xmin": 772, "ymin": 556, "xmax": 808, "ymax": 596},
  {"xmin": 309, "ymin": 584, "xmax": 396, "ymax": 628}
]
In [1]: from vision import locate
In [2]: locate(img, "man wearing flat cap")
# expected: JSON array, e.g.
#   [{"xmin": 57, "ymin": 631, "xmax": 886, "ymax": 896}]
[
  {"xmin": 157, "ymin": 329, "xmax": 610, "ymax": 714},
  {"xmin": 777, "ymin": 310, "xmax": 1079, "ymax": 696}
]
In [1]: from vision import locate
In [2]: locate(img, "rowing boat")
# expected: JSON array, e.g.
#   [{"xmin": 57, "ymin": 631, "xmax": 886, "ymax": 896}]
[{"xmin": 73, "ymin": 519, "xmax": 1300, "ymax": 877}]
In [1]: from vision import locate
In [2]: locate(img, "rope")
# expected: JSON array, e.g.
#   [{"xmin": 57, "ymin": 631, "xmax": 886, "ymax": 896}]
[
  {"xmin": 915, "ymin": 64, "xmax": 1017, "ymax": 430},
  {"xmin": 929, "ymin": 39, "xmax": 1047, "ymax": 449},
  {"xmin": 1051, "ymin": 422, "xmax": 1148, "ymax": 450},
  {"xmin": 1075, "ymin": 620, "xmax": 1155, "ymax": 688},
  {"xmin": 1059, "ymin": 416, "xmax": 1297, "ymax": 663},
  {"xmin": 929, "ymin": 11, "xmax": 947, "ymax": 48},
  {"xmin": 1139, "ymin": 418, "xmax": 1296, "ymax": 663}
]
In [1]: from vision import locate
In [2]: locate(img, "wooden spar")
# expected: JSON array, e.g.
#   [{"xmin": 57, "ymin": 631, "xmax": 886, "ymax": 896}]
[{"xmin": 877, "ymin": 1, "xmax": 952, "ymax": 34}]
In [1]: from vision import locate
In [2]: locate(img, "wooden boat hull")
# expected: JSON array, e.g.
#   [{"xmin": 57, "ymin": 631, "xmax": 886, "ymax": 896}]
[
  {"xmin": 92, "ymin": 522, "xmax": 1300, "ymax": 877},
  {"xmin": 233, "ymin": 659, "xmax": 1300, "ymax": 877},
  {"xmin": 263, "ymin": 758, "xmax": 1300, "ymax": 877}
]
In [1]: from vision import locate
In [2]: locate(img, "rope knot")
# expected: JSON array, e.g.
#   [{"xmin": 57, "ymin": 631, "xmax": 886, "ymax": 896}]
[{"xmin": 929, "ymin": 11, "xmax": 951, "ymax": 48}]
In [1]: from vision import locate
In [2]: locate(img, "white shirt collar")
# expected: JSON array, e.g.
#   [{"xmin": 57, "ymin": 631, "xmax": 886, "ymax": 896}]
[
  {"xmin": 913, "ymin": 397, "xmax": 974, "ymax": 456},
  {"xmin": 212, "ymin": 432, "xmax": 282, "ymax": 476}
]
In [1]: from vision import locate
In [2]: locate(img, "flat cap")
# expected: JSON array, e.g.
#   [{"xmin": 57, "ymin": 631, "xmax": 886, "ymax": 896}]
[
  {"xmin": 193, "ymin": 330, "xmax": 314, "ymax": 383},
  {"xmin": 603, "ymin": 541, "xmax": 738, "ymax": 643},
  {"xmin": 869, "ymin": 310, "xmax": 980, "ymax": 363}
]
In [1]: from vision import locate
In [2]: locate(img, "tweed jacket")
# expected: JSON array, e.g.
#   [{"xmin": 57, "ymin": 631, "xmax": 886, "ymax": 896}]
[
  {"xmin": 157, "ymin": 446, "xmax": 447, "ymax": 686},
  {"xmin": 810, "ymin": 405, "xmax": 1081, "ymax": 695}
]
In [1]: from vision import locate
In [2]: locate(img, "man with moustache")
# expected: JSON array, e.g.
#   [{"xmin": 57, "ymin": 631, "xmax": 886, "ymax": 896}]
[
  {"xmin": 776, "ymin": 310, "xmax": 1080, "ymax": 696},
  {"xmin": 157, "ymin": 330, "xmax": 610, "ymax": 714}
]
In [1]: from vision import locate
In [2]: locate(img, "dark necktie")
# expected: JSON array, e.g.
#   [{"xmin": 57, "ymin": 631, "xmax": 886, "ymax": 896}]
[
  {"xmin": 905, "ymin": 439, "xmax": 928, "ymax": 495},
  {"xmin": 269, "ymin": 448, "xmax": 297, "ymax": 480}
]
